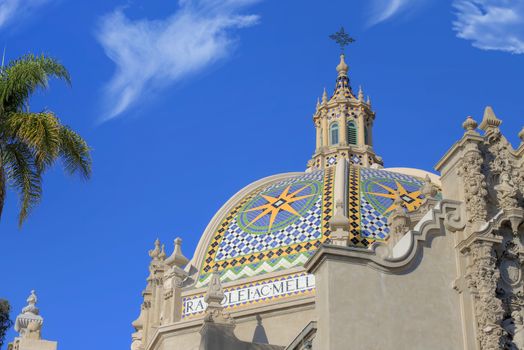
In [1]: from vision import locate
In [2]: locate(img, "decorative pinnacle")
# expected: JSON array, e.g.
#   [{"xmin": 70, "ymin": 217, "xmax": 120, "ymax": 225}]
[
  {"xmin": 479, "ymin": 106, "xmax": 502, "ymax": 131},
  {"xmin": 158, "ymin": 244, "xmax": 166, "ymax": 261},
  {"xmin": 519, "ymin": 126, "xmax": 524, "ymax": 143},
  {"xmin": 329, "ymin": 27, "xmax": 355, "ymax": 54},
  {"xmin": 358, "ymin": 86, "xmax": 364, "ymax": 101},
  {"xmin": 336, "ymin": 54, "xmax": 349, "ymax": 77},
  {"xmin": 21, "ymin": 290, "xmax": 39, "ymax": 315},
  {"xmin": 148, "ymin": 239, "xmax": 162, "ymax": 260},
  {"xmin": 462, "ymin": 116, "xmax": 478, "ymax": 133},
  {"xmin": 421, "ymin": 174, "xmax": 438, "ymax": 198},
  {"xmin": 322, "ymin": 88, "xmax": 328, "ymax": 104},
  {"xmin": 166, "ymin": 237, "xmax": 189, "ymax": 268}
]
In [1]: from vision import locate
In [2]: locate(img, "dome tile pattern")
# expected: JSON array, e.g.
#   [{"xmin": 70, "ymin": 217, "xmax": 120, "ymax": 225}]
[
  {"xmin": 196, "ymin": 168, "xmax": 335, "ymax": 287},
  {"xmin": 196, "ymin": 165, "xmax": 439, "ymax": 287}
]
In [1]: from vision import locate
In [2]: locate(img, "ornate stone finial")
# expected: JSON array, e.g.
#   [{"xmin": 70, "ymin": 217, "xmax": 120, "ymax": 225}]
[
  {"xmin": 158, "ymin": 244, "xmax": 166, "ymax": 261},
  {"xmin": 479, "ymin": 106, "xmax": 502, "ymax": 131},
  {"xmin": 316, "ymin": 98, "xmax": 320, "ymax": 111},
  {"xmin": 329, "ymin": 200, "xmax": 350, "ymax": 246},
  {"xmin": 387, "ymin": 196, "xmax": 411, "ymax": 246},
  {"xmin": 21, "ymin": 290, "xmax": 39, "ymax": 315},
  {"xmin": 462, "ymin": 116, "xmax": 478, "ymax": 134},
  {"xmin": 421, "ymin": 174, "xmax": 438, "ymax": 199},
  {"xmin": 358, "ymin": 86, "xmax": 364, "ymax": 101},
  {"xmin": 148, "ymin": 239, "xmax": 161, "ymax": 260},
  {"xmin": 336, "ymin": 54, "xmax": 349, "ymax": 77},
  {"xmin": 205, "ymin": 267, "xmax": 224, "ymax": 305},
  {"xmin": 165, "ymin": 237, "xmax": 189, "ymax": 268},
  {"xmin": 203, "ymin": 267, "xmax": 233, "ymax": 325},
  {"xmin": 322, "ymin": 88, "xmax": 328, "ymax": 104},
  {"xmin": 519, "ymin": 126, "xmax": 524, "ymax": 144},
  {"xmin": 14, "ymin": 290, "xmax": 44, "ymax": 340}
]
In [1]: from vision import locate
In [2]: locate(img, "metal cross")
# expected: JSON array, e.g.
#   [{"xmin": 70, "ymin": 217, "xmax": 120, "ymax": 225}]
[{"xmin": 329, "ymin": 27, "xmax": 355, "ymax": 53}]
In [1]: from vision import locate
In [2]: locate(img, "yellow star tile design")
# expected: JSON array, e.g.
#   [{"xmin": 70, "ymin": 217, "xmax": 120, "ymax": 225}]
[
  {"xmin": 367, "ymin": 180, "xmax": 422, "ymax": 212},
  {"xmin": 244, "ymin": 185, "xmax": 314, "ymax": 233}
]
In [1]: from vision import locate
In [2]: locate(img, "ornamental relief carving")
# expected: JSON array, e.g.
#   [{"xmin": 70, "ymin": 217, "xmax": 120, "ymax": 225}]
[
  {"xmin": 458, "ymin": 149, "xmax": 488, "ymax": 224},
  {"xmin": 495, "ymin": 232, "xmax": 524, "ymax": 349},
  {"xmin": 481, "ymin": 130, "xmax": 520, "ymax": 212},
  {"xmin": 463, "ymin": 240, "xmax": 508, "ymax": 349}
]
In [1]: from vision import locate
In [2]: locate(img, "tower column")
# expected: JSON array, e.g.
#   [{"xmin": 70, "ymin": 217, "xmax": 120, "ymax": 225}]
[
  {"xmin": 357, "ymin": 111, "xmax": 366, "ymax": 147},
  {"xmin": 367, "ymin": 120, "xmax": 373, "ymax": 147},
  {"xmin": 321, "ymin": 115, "xmax": 329, "ymax": 148},
  {"xmin": 339, "ymin": 112, "xmax": 348, "ymax": 146},
  {"xmin": 315, "ymin": 120, "xmax": 322, "ymax": 151}
]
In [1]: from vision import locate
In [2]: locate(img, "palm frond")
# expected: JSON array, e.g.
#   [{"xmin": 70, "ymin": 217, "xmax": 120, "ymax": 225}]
[
  {"xmin": 0, "ymin": 54, "xmax": 70, "ymax": 114},
  {"xmin": 58, "ymin": 125, "xmax": 92, "ymax": 179},
  {"xmin": 4, "ymin": 112, "xmax": 61, "ymax": 172},
  {"xmin": 2, "ymin": 142, "xmax": 42, "ymax": 226}
]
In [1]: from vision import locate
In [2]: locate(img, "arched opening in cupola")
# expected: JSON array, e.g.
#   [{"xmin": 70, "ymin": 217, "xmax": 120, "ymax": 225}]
[{"xmin": 347, "ymin": 121, "xmax": 357, "ymax": 145}]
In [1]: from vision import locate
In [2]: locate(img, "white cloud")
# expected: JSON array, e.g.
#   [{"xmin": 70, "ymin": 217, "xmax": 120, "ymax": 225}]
[
  {"xmin": 367, "ymin": 0, "xmax": 432, "ymax": 26},
  {"xmin": 96, "ymin": 0, "xmax": 260, "ymax": 122},
  {"xmin": 0, "ymin": 0, "xmax": 49, "ymax": 30},
  {"xmin": 453, "ymin": 0, "xmax": 524, "ymax": 54},
  {"xmin": 368, "ymin": 0, "xmax": 408, "ymax": 25}
]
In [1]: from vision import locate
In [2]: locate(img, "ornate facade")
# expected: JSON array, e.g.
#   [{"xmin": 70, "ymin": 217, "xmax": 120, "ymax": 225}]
[
  {"xmin": 1, "ymin": 23, "xmax": 521, "ymax": 347},
  {"xmin": 8, "ymin": 291, "xmax": 57, "ymax": 350},
  {"xmin": 124, "ymin": 52, "xmax": 524, "ymax": 350}
]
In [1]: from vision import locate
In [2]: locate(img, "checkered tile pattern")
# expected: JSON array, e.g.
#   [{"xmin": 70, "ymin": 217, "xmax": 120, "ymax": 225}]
[
  {"xmin": 360, "ymin": 198, "xmax": 389, "ymax": 239},
  {"xmin": 347, "ymin": 166, "xmax": 433, "ymax": 247},
  {"xmin": 360, "ymin": 168, "xmax": 425, "ymax": 184},
  {"xmin": 215, "ymin": 200, "xmax": 322, "ymax": 261},
  {"xmin": 198, "ymin": 168, "xmax": 335, "ymax": 286}
]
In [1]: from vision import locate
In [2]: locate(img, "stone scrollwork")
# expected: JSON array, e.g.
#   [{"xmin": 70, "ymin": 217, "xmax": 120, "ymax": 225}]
[{"xmin": 442, "ymin": 203, "xmax": 466, "ymax": 232}]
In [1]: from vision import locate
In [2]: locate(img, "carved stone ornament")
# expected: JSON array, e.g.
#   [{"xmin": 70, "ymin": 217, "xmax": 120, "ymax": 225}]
[
  {"xmin": 500, "ymin": 258, "xmax": 521, "ymax": 286},
  {"xmin": 203, "ymin": 267, "xmax": 234, "ymax": 326},
  {"xmin": 14, "ymin": 291, "xmax": 44, "ymax": 340},
  {"xmin": 387, "ymin": 196, "xmax": 411, "ymax": 246},
  {"xmin": 495, "ymin": 173, "xmax": 519, "ymax": 211},
  {"xmin": 465, "ymin": 241, "xmax": 507, "ymax": 349},
  {"xmin": 458, "ymin": 146, "xmax": 488, "ymax": 224}
]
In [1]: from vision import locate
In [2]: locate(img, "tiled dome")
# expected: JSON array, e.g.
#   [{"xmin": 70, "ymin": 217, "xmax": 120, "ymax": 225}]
[{"xmin": 194, "ymin": 164, "xmax": 439, "ymax": 287}]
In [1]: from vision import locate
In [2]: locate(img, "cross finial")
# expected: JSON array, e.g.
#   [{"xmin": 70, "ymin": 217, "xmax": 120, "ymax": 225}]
[{"xmin": 329, "ymin": 27, "xmax": 355, "ymax": 54}]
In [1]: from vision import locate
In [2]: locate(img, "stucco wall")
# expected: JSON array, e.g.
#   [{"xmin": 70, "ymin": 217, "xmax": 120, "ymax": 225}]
[
  {"xmin": 314, "ymin": 229, "xmax": 463, "ymax": 350},
  {"xmin": 152, "ymin": 303, "xmax": 316, "ymax": 349}
]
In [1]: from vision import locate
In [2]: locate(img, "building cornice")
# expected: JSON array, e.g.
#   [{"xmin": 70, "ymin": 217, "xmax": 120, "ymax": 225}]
[{"xmin": 305, "ymin": 200, "xmax": 464, "ymax": 274}]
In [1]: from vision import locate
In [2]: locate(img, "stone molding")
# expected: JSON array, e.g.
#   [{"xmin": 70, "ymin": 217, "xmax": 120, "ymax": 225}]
[{"xmin": 305, "ymin": 200, "xmax": 464, "ymax": 274}]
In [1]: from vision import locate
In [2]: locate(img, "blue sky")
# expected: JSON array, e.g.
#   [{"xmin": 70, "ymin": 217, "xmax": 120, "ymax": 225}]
[{"xmin": 1, "ymin": 0, "xmax": 523, "ymax": 349}]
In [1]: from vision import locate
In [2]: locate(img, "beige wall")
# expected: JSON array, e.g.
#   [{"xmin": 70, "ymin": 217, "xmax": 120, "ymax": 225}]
[
  {"xmin": 151, "ymin": 303, "xmax": 316, "ymax": 349},
  {"xmin": 313, "ymin": 230, "xmax": 463, "ymax": 350},
  {"xmin": 233, "ymin": 306, "xmax": 316, "ymax": 346}
]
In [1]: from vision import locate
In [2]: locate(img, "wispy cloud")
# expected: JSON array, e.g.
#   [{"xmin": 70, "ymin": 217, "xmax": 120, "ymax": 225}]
[
  {"xmin": 368, "ymin": 0, "xmax": 409, "ymax": 26},
  {"xmin": 96, "ymin": 0, "xmax": 260, "ymax": 122},
  {"xmin": 453, "ymin": 0, "xmax": 524, "ymax": 54},
  {"xmin": 0, "ymin": 0, "xmax": 49, "ymax": 30}
]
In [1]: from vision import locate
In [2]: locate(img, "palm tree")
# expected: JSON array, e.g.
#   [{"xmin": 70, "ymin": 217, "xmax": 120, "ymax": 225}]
[{"xmin": 0, "ymin": 54, "xmax": 92, "ymax": 227}]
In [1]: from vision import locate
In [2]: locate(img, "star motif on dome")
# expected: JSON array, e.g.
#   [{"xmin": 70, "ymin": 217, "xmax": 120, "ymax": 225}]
[
  {"xmin": 367, "ymin": 181, "xmax": 423, "ymax": 213},
  {"xmin": 245, "ymin": 185, "xmax": 314, "ymax": 233}
]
